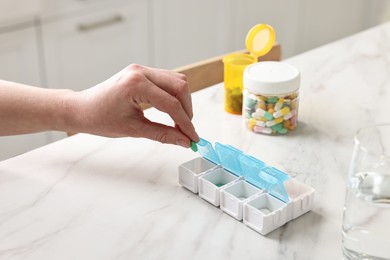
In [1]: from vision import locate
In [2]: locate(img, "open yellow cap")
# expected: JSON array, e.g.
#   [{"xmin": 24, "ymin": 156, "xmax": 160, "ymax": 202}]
[{"xmin": 245, "ymin": 24, "xmax": 275, "ymax": 57}]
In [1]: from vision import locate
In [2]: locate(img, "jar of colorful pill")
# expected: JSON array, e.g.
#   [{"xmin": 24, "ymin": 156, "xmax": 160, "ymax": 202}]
[{"xmin": 243, "ymin": 61, "xmax": 300, "ymax": 135}]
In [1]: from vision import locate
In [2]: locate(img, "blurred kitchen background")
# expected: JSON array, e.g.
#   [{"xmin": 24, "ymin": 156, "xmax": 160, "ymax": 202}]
[{"xmin": 1, "ymin": 0, "xmax": 389, "ymax": 160}]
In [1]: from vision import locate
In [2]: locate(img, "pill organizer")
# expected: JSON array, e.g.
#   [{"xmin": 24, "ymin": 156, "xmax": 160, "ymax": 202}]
[{"xmin": 178, "ymin": 138, "xmax": 315, "ymax": 235}]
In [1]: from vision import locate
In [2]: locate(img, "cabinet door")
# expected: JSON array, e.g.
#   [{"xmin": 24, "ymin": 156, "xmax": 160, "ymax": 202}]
[
  {"xmin": 42, "ymin": 0, "xmax": 149, "ymax": 91},
  {"xmin": 0, "ymin": 25, "xmax": 49, "ymax": 161},
  {"xmin": 0, "ymin": 25, "xmax": 42, "ymax": 86}
]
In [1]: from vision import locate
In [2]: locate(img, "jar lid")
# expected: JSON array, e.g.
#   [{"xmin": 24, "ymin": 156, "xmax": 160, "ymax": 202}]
[
  {"xmin": 244, "ymin": 61, "xmax": 300, "ymax": 95},
  {"xmin": 246, "ymin": 24, "xmax": 275, "ymax": 57}
]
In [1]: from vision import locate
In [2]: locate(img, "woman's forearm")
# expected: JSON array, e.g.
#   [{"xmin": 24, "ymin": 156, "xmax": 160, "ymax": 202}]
[
  {"xmin": 0, "ymin": 80, "xmax": 73, "ymax": 136},
  {"xmin": 0, "ymin": 64, "xmax": 200, "ymax": 147}
]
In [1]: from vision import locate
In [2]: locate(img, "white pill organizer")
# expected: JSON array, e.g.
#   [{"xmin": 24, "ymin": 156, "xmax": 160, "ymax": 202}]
[{"xmin": 178, "ymin": 138, "xmax": 315, "ymax": 235}]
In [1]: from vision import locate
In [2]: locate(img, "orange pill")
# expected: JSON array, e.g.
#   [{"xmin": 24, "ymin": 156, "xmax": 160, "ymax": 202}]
[
  {"xmin": 283, "ymin": 120, "xmax": 291, "ymax": 128},
  {"xmin": 288, "ymin": 124, "xmax": 297, "ymax": 130},
  {"xmin": 258, "ymin": 102, "xmax": 266, "ymax": 110},
  {"xmin": 267, "ymin": 103, "xmax": 274, "ymax": 110}
]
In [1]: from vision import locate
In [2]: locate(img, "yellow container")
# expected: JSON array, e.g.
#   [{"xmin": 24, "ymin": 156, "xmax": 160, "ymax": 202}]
[
  {"xmin": 223, "ymin": 53, "xmax": 257, "ymax": 114},
  {"xmin": 223, "ymin": 24, "xmax": 276, "ymax": 115}
]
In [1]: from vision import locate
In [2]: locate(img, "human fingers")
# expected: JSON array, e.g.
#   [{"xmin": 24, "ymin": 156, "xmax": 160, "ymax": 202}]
[
  {"xmin": 174, "ymin": 122, "xmax": 199, "ymax": 143},
  {"xmin": 138, "ymin": 119, "xmax": 191, "ymax": 148},
  {"xmin": 134, "ymin": 65, "xmax": 186, "ymax": 81},
  {"xmin": 132, "ymin": 73, "xmax": 199, "ymax": 143},
  {"xmin": 127, "ymin": 64, "xmax": 193, "ymax": 120}
]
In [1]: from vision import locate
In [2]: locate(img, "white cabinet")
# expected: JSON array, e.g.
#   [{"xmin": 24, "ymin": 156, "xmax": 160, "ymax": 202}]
[
  {"xmin": 42, "ymin": 0, "xmax": 150, "ymax": 91},
  {"xmin": 0, "ymin": 24, "xmax": 42, "ymax": 86},
  {"xmin": 0, "ymin": 0, "xmax": 41, "ymax": 28},
  {"xmin": 0, "ymin": 134, "xmax": 49, "ymax": 161},
  {"xmin": 0, "ymin": 0, "xmax": 150, "ymax": 160},
  {"xmin": 0, "ymin": 24, "xmax": 49, "ymax": 161}
]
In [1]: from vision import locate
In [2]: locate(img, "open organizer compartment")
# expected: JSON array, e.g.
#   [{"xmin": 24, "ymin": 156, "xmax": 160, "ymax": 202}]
[{"xmin": 178, "ymin": 138, "xmax": 315, "ymax": 235}]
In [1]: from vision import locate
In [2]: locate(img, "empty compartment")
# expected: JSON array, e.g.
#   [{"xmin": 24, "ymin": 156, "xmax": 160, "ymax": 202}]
[
  {"xmin": 284, "ymin": 179, "xmax": 315, "ymax": 219},
  {"xmin": 178, "ymin": 157, "xmax": 217, "ymax": 193},
  {"xmin": 220, "ymin": 180, "xmax": 263, "ymax": 220},
  {"xmin": 243, "ymin": 193, "xmax": 289, "ymax": 235},
  {"xmin": 198, "ymin": 168, "xmax": 239, "ymax": 206}
]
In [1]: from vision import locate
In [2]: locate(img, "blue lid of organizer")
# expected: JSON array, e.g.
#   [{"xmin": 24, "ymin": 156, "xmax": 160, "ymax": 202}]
[
  {"xmin": 215, "ymin": 143, "xmax": 243, "ymax": 176},
  {"xmin": 197, "ymin": 138, "xmax": 290, "ymax": 202},
  {"xmin": 264, "ymin": 166, "xmax": 290, "ymax": 183},
  {"xmin": 257, "ymin": 167, "xmax": 290, "ymax": 202},
  {"xmin": 239, "ymin": 154, "xmax": 266, "ymax": 186},
  {"xmin": 197, "ymin": 138, "xmax": 220, "ymax": 164},
  {"xmin": 239, "ymin": 155, "xmax": 290, "ymax": 203}
]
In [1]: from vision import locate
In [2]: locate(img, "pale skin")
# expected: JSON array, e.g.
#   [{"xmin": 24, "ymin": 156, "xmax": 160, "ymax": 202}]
[{"xmin": 0, "ymin": 64, "xmax": 200, "ymax": 148}]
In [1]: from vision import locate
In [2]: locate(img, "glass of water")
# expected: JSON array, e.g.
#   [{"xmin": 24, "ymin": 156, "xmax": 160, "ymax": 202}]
[{"xmin": 342, "ymin": 123, "xmax": 390, "ymax": 259}]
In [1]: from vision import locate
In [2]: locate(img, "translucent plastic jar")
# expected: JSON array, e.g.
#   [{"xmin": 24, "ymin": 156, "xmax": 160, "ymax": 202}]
[
  {"xmin": 223, "ymin": 53, "xmax": 257, "ymax": 114},
  {"xmin": 243, "ymin": 61, "xmax": 300, "ymax": 135}
]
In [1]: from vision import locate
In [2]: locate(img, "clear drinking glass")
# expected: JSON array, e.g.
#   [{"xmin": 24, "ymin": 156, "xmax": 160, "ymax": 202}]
[{"xmin": 342, "ymin": 123, "xmax": 390, "ymax": 259}]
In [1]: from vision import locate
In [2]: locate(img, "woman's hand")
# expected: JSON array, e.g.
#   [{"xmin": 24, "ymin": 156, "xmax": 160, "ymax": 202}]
[{"xmin": 64, "ymin": 64, "xmax": 200, "ymax": 147}]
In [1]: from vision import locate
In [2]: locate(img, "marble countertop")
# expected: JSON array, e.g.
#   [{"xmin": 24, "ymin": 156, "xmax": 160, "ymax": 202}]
[{"xmin": 1, "ymin": 22, "xmax": 390, "ymax": 260}]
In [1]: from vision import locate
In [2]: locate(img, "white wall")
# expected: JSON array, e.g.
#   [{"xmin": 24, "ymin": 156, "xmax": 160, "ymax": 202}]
[
  {"xmin": 213, "ymin": 0, "xmax": 389, "ymax": 60},
  {"xmin": 151, "ymin": 0, "xmax": 390, "ymax": 69}
]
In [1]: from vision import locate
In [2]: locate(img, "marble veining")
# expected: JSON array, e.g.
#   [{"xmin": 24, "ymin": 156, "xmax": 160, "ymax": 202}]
[{"xmin": 1, "ymin": 22, "xmax": 390, "ymax": 259}]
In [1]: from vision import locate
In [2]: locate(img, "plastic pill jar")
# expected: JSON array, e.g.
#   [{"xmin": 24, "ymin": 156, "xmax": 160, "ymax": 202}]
[
  {"xmin": 243, "ymin": 61, "xmax": 300, "ymax": 135},
  {"xmin": 223, "ymin": 53, "xmax": 257, "ymax": 114},
  {"xmin": 222, "ymin": 24, "xmax": 275, "ymax": 115}
]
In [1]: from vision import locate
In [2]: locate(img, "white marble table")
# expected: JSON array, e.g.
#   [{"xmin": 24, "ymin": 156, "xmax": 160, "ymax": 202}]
[{"xmin": 1, "ymin": 22, "xmax": 390, "ymax": 260}]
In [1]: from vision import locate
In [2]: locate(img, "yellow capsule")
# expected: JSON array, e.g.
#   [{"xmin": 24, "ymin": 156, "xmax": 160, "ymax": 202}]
[
  {"xmin": 259, "ymin": 116, "xmax": 268, "ymax": 122},
  {"xmin": 282, "ymin": 106, "xmax": 290, "ymax": 114},
  {"xmin": 265, "ymin": 117, "xmax": 284, "ymax": 127},
  {"xmin": 275, "ymin": 117, "xmax": 284, "ymax": 124},
  {"xmin": 268, "ymin": 108, "xmax": 275, "ymax": 114},
  {"xmin": 248, "ymin": 118, "xmax": 257, "ymax": 130},
  {"xmin": 273, "ymin": 106, "xmax": 290, "ymax": 118},
  {"xmin": 274, "ymin": 97, "xmax": 284, "ymax": 111},
  {"xmin": 267, "ymin": 103, "xmax": 274, "ymax": 110},
  {"xmin": 257, "ymin": 95, "xmax": 267, "ymax": 102}
]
